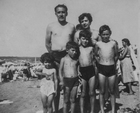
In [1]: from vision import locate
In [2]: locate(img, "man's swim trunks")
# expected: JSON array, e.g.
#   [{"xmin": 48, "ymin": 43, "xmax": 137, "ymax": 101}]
[
  {"xmin": 64, "ymin": 77, "xmax": 79, "ymax": 90},
  {"xmin": 80, "ymin": 65, "xmax": 95, "ymax": 81},
  {"xmin": 97, "ymin": 63, "xmax": 116, "ymax": 77},
  {"xmin": 51, "ymin": 50, "xmax": 67, "ymax": 63}
]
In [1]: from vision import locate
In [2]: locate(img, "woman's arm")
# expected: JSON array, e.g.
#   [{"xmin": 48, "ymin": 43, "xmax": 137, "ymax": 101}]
[{"xmin": 119, "ymin": 47, "xmax": 128, "ymax": 60}]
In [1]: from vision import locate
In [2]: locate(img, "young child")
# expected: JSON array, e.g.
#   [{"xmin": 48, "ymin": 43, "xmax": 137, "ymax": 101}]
[
  {"xmin": 78, "ymin": 30, "xmax": 96, "ymax": 113},
  {"xmin": 59, "ymin": 41, "xmax": 79, "ymax": 113},
  {"xmin": 36, "ymin": 53, "xmax": 58, "ymax": 113},
  {"xmin": 95, "ymin": 25, "xmax": 118, "ymax": 113}
]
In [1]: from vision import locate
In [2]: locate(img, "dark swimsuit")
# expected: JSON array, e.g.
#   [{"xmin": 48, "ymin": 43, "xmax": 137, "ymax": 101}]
[
  {"xmin": 51, "ymin": 50, "xmax": 67, "ymax": 63},
  {"xmin": 97, "ymin": 63, "xmax": 116, "ymax": 77},
  {"xmin": 64, "ymin": 77, "xmax": 79, "ymax": 90},
  {"xmin": 80, "ymin": 65, "xmax": 95, "ymax": 81}
]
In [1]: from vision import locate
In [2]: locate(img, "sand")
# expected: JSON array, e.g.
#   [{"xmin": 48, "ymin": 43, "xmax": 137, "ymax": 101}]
[{"xmin": 0, "ymin": 79, "xmax": 139, "ymax": 113}]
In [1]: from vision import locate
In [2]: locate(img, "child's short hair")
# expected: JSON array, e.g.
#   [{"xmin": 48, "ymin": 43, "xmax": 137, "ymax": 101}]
[
  {"xmin": 54, "ymin": 4, "xmax": 68, "ymax": 12},
  {"xmin": 99, "ymin": 25, "xmax": 112, "ymax": 35},
  {"xmin": 76, "ymin": 24, "xmax": 82, "ymax": 31},
  {"xmin": 66, "ymin": 41, "xmax": 79, "ymax": 51},
  {"xmin": 79, "ymin": 30, "xmax": 91, "ymax": 39},
  {"xmin": 78, "ymin": 13, "xmax": 92, "ymax": 23},
  {"xmin": 122, "ymin": 38, "xmax": 131, "ymax": 46},
  {"xmin": 40, "ymin": 53, "xmax": 54, "ymax": 63}
]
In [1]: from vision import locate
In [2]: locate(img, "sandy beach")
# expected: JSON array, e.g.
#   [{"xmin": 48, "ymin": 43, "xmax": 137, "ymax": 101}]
[{"xmin": 0, "ymin": 78, "xmax": 139, "ymax": 113}]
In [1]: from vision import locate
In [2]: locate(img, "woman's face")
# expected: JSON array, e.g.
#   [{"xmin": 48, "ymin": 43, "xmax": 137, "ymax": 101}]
[
  {"xmin": 122, "ymin": 41, "xmax": 126, "ymax": 47},
  {"xmin": 80, "ymin": 17, "xmax": 91, "ymax": 29}
]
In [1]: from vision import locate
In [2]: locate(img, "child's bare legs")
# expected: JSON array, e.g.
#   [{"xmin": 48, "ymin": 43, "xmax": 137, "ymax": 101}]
[
  {"xmin": 80, "ymin": 79, "xmax": 87, "ymax": 113},
  {"xmin": 41, "ymin": 93, "xmax": 54, "ymax": 113},
  {"xmin": 48, "ymin": 94, "xmax": 54, "ymax": 113},
  {"xmin": 63, "ymin": 87, "xmax": 70, "ymax": 113},
  {"xmin": 98, "ymin": 73, "xmax": 106, "ymax": 113},
  {"xmin": 70, "ymin": 86, "xmax": 78, "ymax": 113},
  {"xmin": 108, "ymin": 75, "xmax": 116, "ymax": 113},
  {"xmin": 127, "ymin": 82, "xmax": 134, "ymax": 94},
  {"xmin": 41, "ymin": 93, "xmax": 48, "ymax": 113},
  {"xmin": 89, "ymin": 76, "xmax": 96, "ymax": 113}
]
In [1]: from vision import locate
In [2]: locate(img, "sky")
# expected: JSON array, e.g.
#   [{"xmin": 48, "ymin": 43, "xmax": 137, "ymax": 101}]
[{"xmin": 0, "ymin": 0, "xmax": 139, "ymax": 57}]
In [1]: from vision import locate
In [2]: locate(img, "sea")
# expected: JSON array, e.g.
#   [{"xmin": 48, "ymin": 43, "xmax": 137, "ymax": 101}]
[{"xmin": 0, "ymin": 56, "xmax": 40, "ymax": 64}]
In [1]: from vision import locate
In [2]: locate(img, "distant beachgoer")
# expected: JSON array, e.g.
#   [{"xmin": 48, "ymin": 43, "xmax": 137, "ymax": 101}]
[
  {"xmin": 22, "ymin": 63, "xmax": 31, "ymax": 81},
  {"xmin": 119, "ymin": 38, "xmax": 135, "ymax": 95}
]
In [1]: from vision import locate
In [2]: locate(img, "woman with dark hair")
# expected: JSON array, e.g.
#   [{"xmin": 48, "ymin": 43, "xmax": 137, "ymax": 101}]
[
  {"xmin": 119, "ymin": 38, "xmax": 135, "ymax": 95},
  {"xmin": 74, "ymin": 13, "xmax": 100, "ymax": 46}
]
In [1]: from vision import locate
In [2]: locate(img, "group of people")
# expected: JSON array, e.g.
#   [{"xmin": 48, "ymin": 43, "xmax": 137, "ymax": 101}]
[
  {"xmin": 0, "ymin": 62, "xmax": 39, "ymax": 82},
  {"xmin": 37, "ymin": 4, "xmax": 139, "ymax": 113}
]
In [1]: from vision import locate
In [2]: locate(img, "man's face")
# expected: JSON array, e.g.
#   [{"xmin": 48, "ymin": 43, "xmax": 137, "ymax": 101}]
[
  {"xmin": 80, "ymin": 17, "xmax": 91, "ymax": 29},
  {"xmin": 55, "ymin": 7, "xmax": 67, "ymax": 22}
]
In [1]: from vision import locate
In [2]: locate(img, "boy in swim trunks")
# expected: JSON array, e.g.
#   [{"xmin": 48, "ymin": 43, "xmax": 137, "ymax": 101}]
[
  {"xmin": 78, "ymin": 30, "xmax": 96, "ymax": 113},
  {"xmin": 59, "ymin": 41, "xmax": 79, "ymax": 113},
  {"xmin": 95, "ymin": 25, "xmax": 118, "ymax": 113},
  {"xmin": 36, "ymin": 53, "xmax": 58, "ymax": 113}
]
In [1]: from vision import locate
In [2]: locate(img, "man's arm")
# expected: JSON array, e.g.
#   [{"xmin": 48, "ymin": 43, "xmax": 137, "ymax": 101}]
[
  {"xmin": 119, "ymin": 48, "xmax": 128, "ymax": 60},
  {"xmin": 45, "ymin": 25, "xmax": 52, "ymax": 53},
  {"xmin": 59, "ymin": 58, "xmax": 64, "ymax": 86}
]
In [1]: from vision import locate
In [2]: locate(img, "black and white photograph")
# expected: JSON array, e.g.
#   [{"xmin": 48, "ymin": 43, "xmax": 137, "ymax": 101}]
[{"xmin": 0, "ymin": 0, "xmax": 140, "ymax": 113}]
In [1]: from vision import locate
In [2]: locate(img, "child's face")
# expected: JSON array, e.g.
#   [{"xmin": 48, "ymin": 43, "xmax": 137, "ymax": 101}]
[
  {"xmin": 44, "ymin": 61, "xmax": 52, "ymax": 69},
  {"xmin": 67, "ymin": 48, "xmax": 77, "ymax": 59},
  {"xmin": 80, "ymin": 17, "xmax": 91, "ymax": 29},
  {"xmin": 80, "ymin": 36, "xmax": 89, "ymax": 47},
  {"xmin": 100, "ymin": 30, "xmax": 111, "ymax": 42}
]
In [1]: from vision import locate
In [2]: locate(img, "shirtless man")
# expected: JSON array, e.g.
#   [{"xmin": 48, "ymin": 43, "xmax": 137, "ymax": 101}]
[
  {"xmin": 74, "ymin": 13, "xmax": 101, "ymax": 46},
  {"xmin": 95, "ymin": 25, "xmax": 118, "ymax": 113},
  {"xmin": 45, "ymin": 4, "xmax": 75, "ymax": 113},
  {"xmin": 45, "ymin": 4, "xmax": 75, "ymax": 64}
]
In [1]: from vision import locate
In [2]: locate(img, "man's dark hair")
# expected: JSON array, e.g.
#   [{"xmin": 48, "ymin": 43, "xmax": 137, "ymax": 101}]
[{"xmin": 54, "ymin": 4, "xmax": 68, "ymax": 12}]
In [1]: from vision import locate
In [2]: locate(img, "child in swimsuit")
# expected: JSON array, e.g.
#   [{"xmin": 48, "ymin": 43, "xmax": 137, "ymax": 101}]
[
  {"xmin": 36, "ymin": 53, "xmax": 58, "ymax": 113},
  {"xmin": 78, "ymin": 30, "xmax": 96, "ymax": 113},
  {"xmin": 95, "ymin": 25, "xmax": 118, "ymax": 113},
  {"xmin": 59, "ymin": 41, "xmax": 79, "ymax": 113}
]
